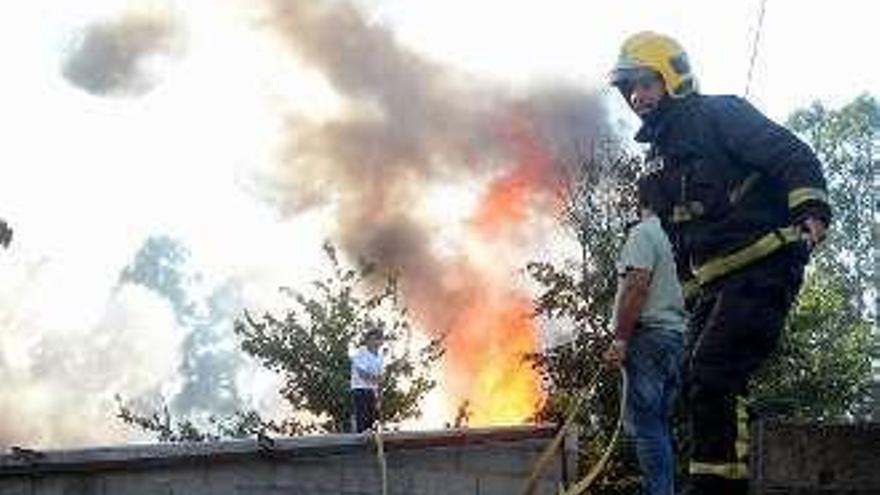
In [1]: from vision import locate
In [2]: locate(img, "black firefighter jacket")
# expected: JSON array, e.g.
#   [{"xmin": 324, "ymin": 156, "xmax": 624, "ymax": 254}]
[{"xmin": 635, "ymin": 94, "xmax": 832, "ymax": 286}]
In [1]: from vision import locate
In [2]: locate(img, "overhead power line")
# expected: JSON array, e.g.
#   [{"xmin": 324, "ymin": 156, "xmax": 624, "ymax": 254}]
[{"xmin": 745, "ymin": 0, "xmax": 768, "ymax": 98}]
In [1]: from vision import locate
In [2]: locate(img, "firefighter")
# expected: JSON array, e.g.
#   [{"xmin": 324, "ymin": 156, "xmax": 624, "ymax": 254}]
[{"xmin": 608, "ymin": 32, "xmax": 830, "ymax": 495}]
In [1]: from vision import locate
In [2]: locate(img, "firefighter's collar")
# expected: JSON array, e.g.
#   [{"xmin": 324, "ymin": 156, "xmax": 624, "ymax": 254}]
[
  {"xmin": 633, "ymin": 94, "xmax": 696, "ymax": 144},
  {"xmin": 633, "ymin": 97, "xmax": 674, "ymax": 143}
]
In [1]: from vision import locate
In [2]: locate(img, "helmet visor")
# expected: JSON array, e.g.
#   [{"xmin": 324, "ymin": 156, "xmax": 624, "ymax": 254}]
[{"xmin": 609, "ymin": 67, "xmax": 663, "ymax": 96}]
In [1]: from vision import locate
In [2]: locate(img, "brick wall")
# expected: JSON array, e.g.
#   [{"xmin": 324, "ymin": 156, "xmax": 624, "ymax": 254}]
[
  {"xmin": 751, "ymin": 420, "xmax": 880, "ymax": 495},
  {"xmin": 0, "ymin": 426, "xmax": 572, "ymax": 495}
]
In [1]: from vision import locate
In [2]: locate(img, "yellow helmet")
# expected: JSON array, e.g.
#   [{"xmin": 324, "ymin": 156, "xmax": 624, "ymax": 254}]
[{"xmin": 610, "ymin": 32, "xmax": 697, "ymax": 98}]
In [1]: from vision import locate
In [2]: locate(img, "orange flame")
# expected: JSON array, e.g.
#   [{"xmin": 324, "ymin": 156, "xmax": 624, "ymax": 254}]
[
  {"xmin": 442, "ymin": 110, "xmax": 558, "ymax": 425},
  {"xmin": 471, "ymin": 111, "xmax": 557, "ymax": 236},
  {"xmin": 445, "ymin": 293, "xmax": 543, "ymax": 425}
]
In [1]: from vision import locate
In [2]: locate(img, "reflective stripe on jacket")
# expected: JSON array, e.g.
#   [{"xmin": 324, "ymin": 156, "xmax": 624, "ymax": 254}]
[{"xmin": 635, "ymin": 94, "xmax": 831, "ymax": 284}]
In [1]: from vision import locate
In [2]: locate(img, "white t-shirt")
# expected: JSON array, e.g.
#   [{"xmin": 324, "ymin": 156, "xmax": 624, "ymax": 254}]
[
  {"xmin": 612, "ymin": 215, "xmax": 687, "ymax": 332},
  {"xmin": 350, "ymin": 347, "xmax": 383, "ymax": 390}
]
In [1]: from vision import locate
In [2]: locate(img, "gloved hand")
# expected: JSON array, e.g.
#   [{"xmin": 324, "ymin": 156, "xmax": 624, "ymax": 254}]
[
  {"xmin": 800, "ymin": 216, "xmax": 826, "ymax": 251},
  {"xmin": 602, "ymin": 338, "xmax": 628, "ymax": 369}
]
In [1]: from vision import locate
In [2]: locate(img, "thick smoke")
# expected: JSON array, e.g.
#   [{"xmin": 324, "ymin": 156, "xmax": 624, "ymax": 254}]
[
  {"xmin": 0, "ymin": 0, "xmax": 615, "ymax": 447},
  {"xmin": 262, "ymin": 1, "xmax": 609, "ymax": 333},
  {"xmin": 0, "ymin": 274, "xmax": 182, "ymax": 449},
  {"xmin": 62, "ymin": 8, "xmax": 183, "ymax": 96},
  {"xmin": 0, "ymin": 236, "xmax": 246, "ymax": 449}
]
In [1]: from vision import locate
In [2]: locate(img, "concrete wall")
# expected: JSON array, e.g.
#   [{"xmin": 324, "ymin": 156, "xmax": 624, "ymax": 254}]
[
  {"xmin": 0, "ymin": 426, "xmax": 572, "ymax": 495},
  {"xmin": 751, "ymin": 420, "xmax": 880, "ymax": 495}
]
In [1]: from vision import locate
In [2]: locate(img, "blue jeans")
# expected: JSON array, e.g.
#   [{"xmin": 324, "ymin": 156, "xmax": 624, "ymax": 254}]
[{"xmin": 624, "ymin": 327, "xmax": 684, "ymax": 495}]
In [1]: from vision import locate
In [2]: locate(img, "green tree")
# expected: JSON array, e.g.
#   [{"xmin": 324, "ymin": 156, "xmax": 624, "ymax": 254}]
[
  {"xmin": 118, "ymin": 236, "xmax": 245, "ymax": 420},
  {"xmin": 753, "ymin": 94, "xmax": 879, "ymax": 419},
  {"xmin": 752, "ymin": 270, "xmax": 873, "ymax": 419},
  {"xmin": 786, "ymin": 94, "xmax": 879, "ymax": 320},
  {"xmin": 527, "ymin": 137, "xmax": 644, "ymax": 494},
  {"xmin": 528, "ymin": 95, "xmax": 878, "ymax": 492},
  {"xmin": 119, "ymin": 242, "xmax": 442, "ymax": 440}
]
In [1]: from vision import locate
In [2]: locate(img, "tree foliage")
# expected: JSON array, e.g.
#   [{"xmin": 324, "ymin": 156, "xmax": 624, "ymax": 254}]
[
  {"xmin": 527, "ymin": 136, "xmax": 644, "ymax": 494},
  {"xmin": 117, "ymin": 236, "xmax": 245, "ymax": 422},
  {"xmin": 787, "ymin": 95, "xmax": 879, "ymax": 316},
  {"xmin": 236, "ymin": 243, "xmax": 442, "ymax": 433},
  {"xmin": 752, "ymin": 94, "xmax": 879, "ymax": 419},
  {"xmin": 752, "ymin": 271, "xmax": 873, "ymax": 419},
  {"xmin": 119, "ymin": 242, "xmax": 442, "ymax": 440},
  {"xmin": 528, "ymin": 95, "xmax": 877, "ymax": 492}
]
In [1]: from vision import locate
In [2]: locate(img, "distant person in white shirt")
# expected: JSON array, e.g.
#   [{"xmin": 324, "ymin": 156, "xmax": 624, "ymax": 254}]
[{"xmin": 351, "ymin": 326, "xmax": 384, "ymax": 433}]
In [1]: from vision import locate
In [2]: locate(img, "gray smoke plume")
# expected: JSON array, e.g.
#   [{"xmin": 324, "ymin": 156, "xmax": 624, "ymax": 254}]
[
  {"xmin": 261, "ymin": 1, "xmax": 611, "ymax": 335},
  {"xmin": 0, "ymin": 273, "xmax": 183, "ymax": 449},
  {"xmin": 62, "ymin": 9, "xmax": 183, "ymax": 96}
]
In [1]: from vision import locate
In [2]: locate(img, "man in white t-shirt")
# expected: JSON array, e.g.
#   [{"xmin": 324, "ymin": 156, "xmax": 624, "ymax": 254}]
[
  {"xmin": 604, "ymin": 178, "xmax": 687, "ymax": 495},
  {"xmin": 351, "ymin": 327, "xmax": 384, "ymax": 433}
]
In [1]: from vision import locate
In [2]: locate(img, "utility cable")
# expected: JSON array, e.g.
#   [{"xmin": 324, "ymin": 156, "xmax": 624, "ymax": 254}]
[{"xmin": 745, "ymin": 0, "xmax": 769, "ymax": 98}]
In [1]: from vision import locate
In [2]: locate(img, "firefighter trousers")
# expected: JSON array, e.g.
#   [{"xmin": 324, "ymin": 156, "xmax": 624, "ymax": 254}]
[{"xmin": 684, "ymin": 245, "xmax": 807, "ymax": 495}]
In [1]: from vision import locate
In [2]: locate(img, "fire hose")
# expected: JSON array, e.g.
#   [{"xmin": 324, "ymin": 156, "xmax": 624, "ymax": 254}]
[
  {"xmin": 520, "ymin": 365, "xmax": 628, "ymax": 495},
  {"xmin": 373, "ymin": 424, "xmax": 388, "ymax": 495},
  {"xmin": 372, "ymin": 390, "xmax": 389, "ymax": 495}
]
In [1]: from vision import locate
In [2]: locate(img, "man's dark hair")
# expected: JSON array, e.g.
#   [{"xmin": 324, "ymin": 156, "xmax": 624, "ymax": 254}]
[
  {"xmin": 636, "ymin": 175, "xmax": 663, "ymax": 211},
  {"xmin": 363, "ymin": 325, "xmax": 383, "ymax": 343},
  {"xmin": 623, "ymin": 175, "xmax": 663, "ymax": 233}
]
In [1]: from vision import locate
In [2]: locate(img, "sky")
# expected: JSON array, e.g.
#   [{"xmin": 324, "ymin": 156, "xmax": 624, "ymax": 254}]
[
  {"xmin": 379, "ymin": 0, "xmax": 879, "ymax": 119},
  {"xmin": 0, "ymin": 0, "xmax": 876, "ymax": 449}
]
